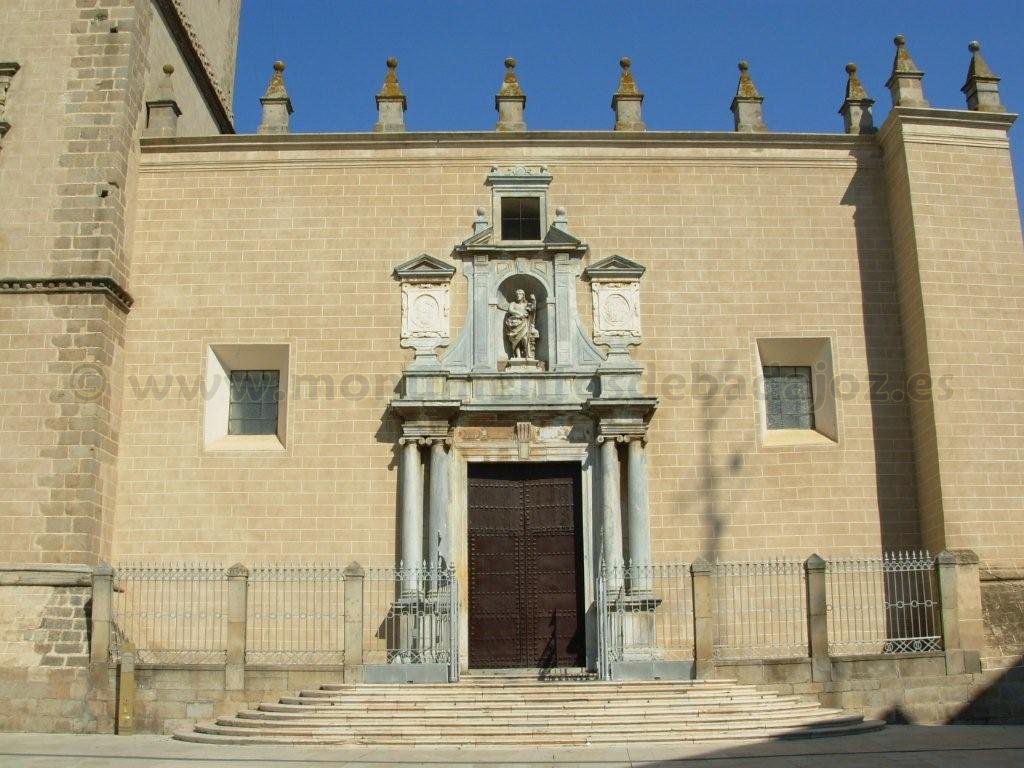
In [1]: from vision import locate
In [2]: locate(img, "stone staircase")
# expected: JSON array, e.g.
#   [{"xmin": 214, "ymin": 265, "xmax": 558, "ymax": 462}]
[{"xmin": 175, "ymin": 672, "xmax": 884, "ymax": 746}]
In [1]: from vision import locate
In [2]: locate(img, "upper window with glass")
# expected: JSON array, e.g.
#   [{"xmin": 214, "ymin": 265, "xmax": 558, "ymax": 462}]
[
  {"xmin": 228, "ymin": 370, "xmax": 280, "ymax": 436},
  {"xmin": 500, "ymin": 196, "xmax": 542, "ymax": 241}
]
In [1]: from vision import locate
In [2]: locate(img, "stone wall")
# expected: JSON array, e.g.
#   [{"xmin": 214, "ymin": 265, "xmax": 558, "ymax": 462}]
[
  {"xmin": 0, "ymin": 0, "xmax": 240, "ymax": 565},
  {"xmin": 716, "ymin": 653, "xmax": 1024, "ymax": 725},
  {"xmin": 981, "ymin": 573, "xmax": 1024, "ymax": 658},
  {"xmin": 0, "ymin": 570, "xmax": 95, "ymax": 733},
  {"xmin": 114, "ymin": 135, "xmax": 920, "ymax": 563},
  {"xmin": 123, "ymin": 667, "xmax": 329, "ymax": 735},
  {"xmin": 880, "ymin": 110, "xmax": 1024, "ymax": 567}
]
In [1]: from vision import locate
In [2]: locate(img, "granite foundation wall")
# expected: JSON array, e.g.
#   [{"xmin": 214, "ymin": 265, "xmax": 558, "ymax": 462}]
[
  {"xmin": 714, "ymin": 652, "xmax": 1024, "ymax": 725},
  {"xmin": 0, "ymin": 571, "xmax": 97, "ymax": 733}
]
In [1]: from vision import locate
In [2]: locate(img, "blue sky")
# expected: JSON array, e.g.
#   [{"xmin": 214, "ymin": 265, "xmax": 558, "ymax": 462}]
[{"xmin": 232, "ymin": 1, "xmax": 1024, "ymax": 212}]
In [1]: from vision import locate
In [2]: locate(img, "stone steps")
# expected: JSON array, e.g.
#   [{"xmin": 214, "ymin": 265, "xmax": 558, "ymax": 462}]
[
  {"xmin": 254, "ymin": 700, "xmax": 830, "ymax": 715},
  {"xmin": 174, "ymin": 677, "xmax": 885, "ymax": 746}
]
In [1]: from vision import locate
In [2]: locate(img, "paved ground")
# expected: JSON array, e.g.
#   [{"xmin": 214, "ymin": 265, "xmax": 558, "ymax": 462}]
[{"xmin": 0, "ymin": 726, "xmax": 1023, "ymax": 767}]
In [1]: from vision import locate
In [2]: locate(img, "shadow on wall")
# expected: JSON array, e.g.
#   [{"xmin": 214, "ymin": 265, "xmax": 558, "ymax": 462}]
[
  {"xmin": 696, "ymin": 359, "xmax": 744, "ymax": 565},
  {"xmin": 951, "ymin": 655, "xmax": 1024, "ymax": 723},
  {"xmin": 843, "ymin": 163, "xmax": 923, "ymax": 553}
]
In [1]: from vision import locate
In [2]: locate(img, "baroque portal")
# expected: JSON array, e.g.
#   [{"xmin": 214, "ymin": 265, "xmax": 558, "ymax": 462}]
[{"xmin": 390, "ymin": 165, "xmax": 657, "ymax": 673}]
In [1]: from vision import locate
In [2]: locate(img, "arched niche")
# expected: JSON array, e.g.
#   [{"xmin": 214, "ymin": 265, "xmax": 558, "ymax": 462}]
[{"xmin": 494, "ymin": 273, "xmax": 551, "ymax": 369}]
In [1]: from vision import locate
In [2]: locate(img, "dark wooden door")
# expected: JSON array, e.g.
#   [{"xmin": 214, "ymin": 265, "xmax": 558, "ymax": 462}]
[{"xmin": 468, "ymin": 462, "xmax": 584, "ymax": 668}]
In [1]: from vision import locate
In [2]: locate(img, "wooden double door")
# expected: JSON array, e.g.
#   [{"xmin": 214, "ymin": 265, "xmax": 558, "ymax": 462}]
[{"xmin": 467, "ymin": 462, "xmax": 585, "ymax": 669}]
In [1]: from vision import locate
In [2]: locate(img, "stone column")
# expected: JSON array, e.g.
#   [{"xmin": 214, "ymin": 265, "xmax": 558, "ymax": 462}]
[
  {"xmin": 691, "ymin": 558, "xmax": 714, "ymax": 678},
  {"xmin": 600, "ymin": 436, "xmax": 624, "ymax": 589},
  {"xmin": 804, "ymin": 554, "xmax": 831, "ymax": 682},
  {"xmin": 90, "ymin": 562, "xmax": 114, "ymax": 664},
  {"xmin": 626, "ymin": 437, "xmax": 651, "ymax": 592},
  {"xmin": 225, "ymin": 563, "xmax": 248, "ymax": 691},
  {"xmin": 427, "ymin": 438, "xmax": 450, "ymax": 573},
  {"xmin": 343, "ymin": 561, "xmax": 365, "ymax": 683},
  {"xmin": 400, "ymin": 438, "xmax": 424, "ymax": 594}
]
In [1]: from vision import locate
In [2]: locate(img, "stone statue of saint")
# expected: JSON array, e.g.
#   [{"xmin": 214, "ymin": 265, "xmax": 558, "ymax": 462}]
[{"xmin": 504, "ymin": 288, "xmax": 539, "ymax": 360}]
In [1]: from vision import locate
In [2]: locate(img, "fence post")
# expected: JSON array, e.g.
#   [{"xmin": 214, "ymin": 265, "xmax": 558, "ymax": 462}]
[
  {"xmin": 935, "ymin": 550, "xmax": 966, "ymax": 674},
  {"xmin": 225, "ymin": 563, "xmax": 248, "ymax": 690},
  {"xmin": 804, "ymin": 554, "xmax": 831, "ymax": 682},
  {"xmin": 90, "ymin": 562, "xmax": 114, "ymax": 664},
  {"xmin": 343, "ymin": 561, "xmax": 365, "ymax": 683},
  {"xmin": 691, "ymin": 558, "xmax": 714, "ymax": 678}
]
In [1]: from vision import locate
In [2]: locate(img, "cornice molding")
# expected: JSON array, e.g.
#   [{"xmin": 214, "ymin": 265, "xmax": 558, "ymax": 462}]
[
  {"xmin": 152, "ymin": 0, "xmax": 234, "ymax": 134},
  {"xmin": 0, "ymin": 277, "xmax": 134, "ymax": 312},
  {"xmin": 141, "ymin": 129, "xmax": 878, "ymax": 155}
]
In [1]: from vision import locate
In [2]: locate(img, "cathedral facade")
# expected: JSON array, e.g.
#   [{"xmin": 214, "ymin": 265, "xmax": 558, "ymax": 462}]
[{"xmin": 1, "ymin": 1, "xmax": 1023, "ymax": 735}]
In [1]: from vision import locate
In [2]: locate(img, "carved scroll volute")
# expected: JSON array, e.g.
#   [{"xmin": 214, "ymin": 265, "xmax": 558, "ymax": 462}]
[{"xmin": 394, "ymin": 254, "xmax": 457, "ymax": 369}]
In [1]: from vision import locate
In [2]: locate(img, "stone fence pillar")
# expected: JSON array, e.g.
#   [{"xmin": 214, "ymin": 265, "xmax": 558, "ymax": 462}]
[
  {"xmin": 90, "ymin": 562, "xmax": 114, "ymax": 664},
  {"xmin": 804, "ymin": 554, "xmax": 831, "ymax": 682},
  {"xmin": 225, "ymin": 563, "xmax": 249, "ymax": 690},
  {"xmin": 343, "ymin": 562, "xmax": 365, "ymax": 683},
  {"xmin": 691, "ymin": 558, "xmax": 714, "ymax": 678},
  {"xmin": 936, "ymin": 549, "xmax": 983, "ymax": 674}
]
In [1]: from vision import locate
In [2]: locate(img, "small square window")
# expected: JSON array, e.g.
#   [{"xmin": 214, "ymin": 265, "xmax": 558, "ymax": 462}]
[
  {"xmin": 227, "ymin": 370, "xmax": 280, "ymax": 436},
  {"xmin": 204, "ymin": 344, "xmax": 289, "ymax": 451},
  {"xmin": 500, "ymin": 196, "xmax": 541, "ymax": 240},
  {"xmin": 763, "ymin": 365, "xmax": 815, "ymax": 430}
]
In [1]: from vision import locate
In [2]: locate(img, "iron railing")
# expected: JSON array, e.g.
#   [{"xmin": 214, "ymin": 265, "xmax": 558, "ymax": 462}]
[
  {"xmin": 363, "ymin": 564, "xmax": 459, "ymax": 681},
  {"xmin": 826, "ymin": 550, "xmax": 942, "ymax": 655},
  {"xmin": 246, "ymin": 564, "xmax": 346, "ymax": 665},
  {"xmin": 597, "ymin": 562, "xmax": 693, "ymax": 680},
  {"xmin": 713, "ymin": 558, "xmax": 808, "ymax": 660},
  {"xmin": 111, "ymin": 563, "xmax": 226, "ymax": 664}
]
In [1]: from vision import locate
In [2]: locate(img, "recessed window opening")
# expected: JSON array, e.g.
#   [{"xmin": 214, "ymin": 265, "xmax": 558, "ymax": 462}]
[{"xmin": 501, "ymin": 196, "xmax": 541, "ymax": 240}]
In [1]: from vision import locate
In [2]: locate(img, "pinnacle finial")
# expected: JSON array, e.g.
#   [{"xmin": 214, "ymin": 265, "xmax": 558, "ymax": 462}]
[
  {"xmin": 145, "ymin": 62, "xmax": 181, "ymax": 137},
  {"xmin": 374, "ymin": 56, "xmax": 407, "ymax": 131},
  {"xmin": 886, "ymin": 33, "xmax": 928, "ymax": 107},
  {"xmin": 962, "ymin": 38, "xmax": 1005, "ymax": 112},
  {"xmin": 377, "ymin": 56, "xmax": 405, "ymax": 100},
  {"xmin": 614, "ymin": 55, "xmax": 641, "ymax": 97},
  {"xmin": 735, "ymin": 60, "xmax": 760, "ymax": 98},
  {"xmin": 262, "ymin": 60, "xmax": 289, "ymax": 100},
  {"xmin": 498, "ymin": 57, "xmax": 524, "ymax": 97},
  {"xmin": 891, "ymin": 34, "xmax": 921, "ymax": 74},
  {"xmin": 844, "ymin": 62, "xmax": 869, "ymax": 101},
  {"xmin": 612, "ymin": 55, "xmax": 644, "ymax": 130},
  {"xmin": 258, "ymin": 59, "xmax": 293, "ymax": 134},
  {"xmin": 731, "ymin": 59, "xmax": 765, "ymax": 132},
  {"xmin": 495, "ymin": 56, "xmax": 526, "ymax": 130},
  {"xmin": 839, "ymin": 61, "xmax": 875, "ymax": 134}
]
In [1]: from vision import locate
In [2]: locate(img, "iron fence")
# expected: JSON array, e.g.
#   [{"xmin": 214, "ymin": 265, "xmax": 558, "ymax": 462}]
[
  {"xmin": 597, "ymin": 562, "xmax": 693, "ymax": 680},
  {"xmin": 363, "ymin": 564, "xmax": 459, "ymax": 681},
  {"xmin": 826, "ymin": 550, "xmax": 942, "ymax": 655},
  {"xmin": 110, "ymin": 563, "xmax": 226, "ymax": 664},
  {"xmin": 246, "ymin": 564, "xmax": 346, "ymax": 665},
  {"xmin": 713, "ymin": 558, "xmax": 808, "ymax": 660}
]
